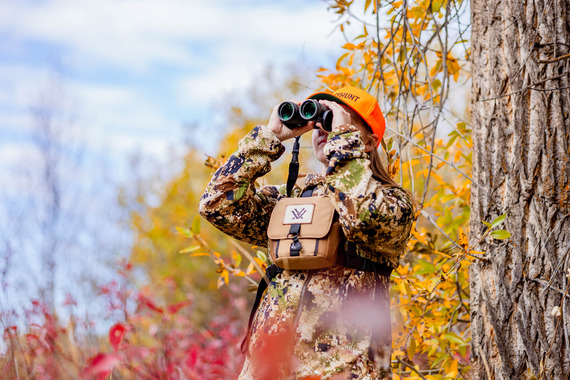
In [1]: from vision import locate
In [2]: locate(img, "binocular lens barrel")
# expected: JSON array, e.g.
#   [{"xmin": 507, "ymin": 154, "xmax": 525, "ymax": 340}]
[
  {"xmin": 300, "ymin": 99, "xmax": 320, "ymax": 120},
  {"xmin": 278, "ymin": 101, "xmax": 296, "ymax": 121},
  {"xmin": 278, "ymin": 99, "xmax": 333, "ymax": 131}
]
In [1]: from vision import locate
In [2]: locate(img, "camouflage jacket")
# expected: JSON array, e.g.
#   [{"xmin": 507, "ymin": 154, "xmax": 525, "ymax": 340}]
[{"xmin": 199, "ymin": 125, "xmax": 414, "ymax": 379}]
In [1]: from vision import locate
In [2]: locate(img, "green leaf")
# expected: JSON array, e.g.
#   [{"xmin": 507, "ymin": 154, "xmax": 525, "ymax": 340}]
[
  {"xmin": 256, "ymin": 250, "xmax": 267, "ymax": 263},
  {"xmin": 387, "ymin": 137, "xmax": 393, "ymax": 152},
  {"xmin": 443, "ymin": 332, "xmax": 467, "ymax": 346},
  {"xmin": 432, "ymin": 78, "xmax": 442, "ymax": 93},
  {"xmin": 191, "ymin": 215, "xmax": 201, "ymax": 234},
  {"xmin": 491, "ymin": 213, "xmax": 507, "ymax": 228},
  {"xmin": 491, "ymin": 230, "xmax": 511, "ymax": 240},
  {"xmin": 481, "ymin": 221, "xmax": 491, "ymax": 228},
  {"xmin": 415, "ymin": 259, "xmax": 436, "ymax": 275},
  {"xmin": 431, "ymin": 0, "xmax": 443, "ymax": 13},
  {"xmin": 446, "ymin": 133, "xmax": 458, "ymax": 149},
  {"xmin": 456, "ymin": 121, "xmax": 467, "ymax": 133}
]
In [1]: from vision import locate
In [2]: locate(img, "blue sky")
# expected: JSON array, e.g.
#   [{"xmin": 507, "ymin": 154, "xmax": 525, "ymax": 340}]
[{"xmin": 0, "ymin": 0, "xmax": 347, "ymax": 169}]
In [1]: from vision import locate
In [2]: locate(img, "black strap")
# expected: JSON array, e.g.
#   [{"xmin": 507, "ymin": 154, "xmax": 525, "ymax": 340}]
[
  {"xmin": 343, "ymin": 241, "xmax": 392, "ymax": 276},
  {"xmin": 240, "ymin": 264, "xmax": 284, "ymax": 353},
  {"xmin": 286, "ymin": 136, "xmax": 301, "ymax": 197},
  {"xmin": 368, "ymin": 264, "xmax": 392, "ymax": 362},
  {"xmin": 287, "ymin": 187, "xmax": 315, "ymax": 256},
  {"xmin": 288, "ymin": 224, "xmax": 302, "ymax": 256},
  {"xmin": 342, "ymin": 242, "xmax": 393, "ymax": 361}
]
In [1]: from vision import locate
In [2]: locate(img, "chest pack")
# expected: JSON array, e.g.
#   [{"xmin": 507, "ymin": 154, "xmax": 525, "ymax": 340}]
[{"xmin": 267, "ymin": 187, "xmax": 343, "ymax": 270}]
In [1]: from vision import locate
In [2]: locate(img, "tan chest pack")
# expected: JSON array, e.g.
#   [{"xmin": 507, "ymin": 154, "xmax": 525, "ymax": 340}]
[{"xmin": 267, "ymin": 188, "xmax": 343, "ymax": 270}]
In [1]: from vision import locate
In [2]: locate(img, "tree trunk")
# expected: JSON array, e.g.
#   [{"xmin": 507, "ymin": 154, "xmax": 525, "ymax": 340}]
[{"xmin": 470, "ymin": 0, "xmax": 570, "ymax": 378}]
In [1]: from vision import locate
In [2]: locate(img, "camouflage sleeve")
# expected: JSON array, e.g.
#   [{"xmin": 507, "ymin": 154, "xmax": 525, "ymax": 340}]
[
  {"xmin": 323, "ymin": 124, "xmax": 415, "ymax": 266},
  {"xmin": 198, "ymin": 125, "xmax": 286, "ymax": 246}
]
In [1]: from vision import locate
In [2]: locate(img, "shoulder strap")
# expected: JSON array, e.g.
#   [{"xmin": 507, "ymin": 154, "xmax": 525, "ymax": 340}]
[
  {"xmin": 240, "ymin": 264, "xmax": 283, "ymax": 353},
  {"xmin": 286, "ymin": 136, "xmax": 301, "ymax": 197}
]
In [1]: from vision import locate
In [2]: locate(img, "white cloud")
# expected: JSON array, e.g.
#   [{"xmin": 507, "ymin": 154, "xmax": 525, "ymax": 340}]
[{"xmin": 0, "ymin": 0, "xmax": 342, "ymax": 71}]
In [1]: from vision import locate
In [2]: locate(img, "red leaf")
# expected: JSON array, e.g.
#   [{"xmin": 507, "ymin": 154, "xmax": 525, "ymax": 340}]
[
  {"xmin": 81, "ymin": 353, "xmax": 121, "ymax": 379},
  {"xmin": 109, "ymin": 323, "xmax": 127, "ymax": 351},
  {"xmin": 167, "ymin": 300, "xmax": 192, "ymax": 315},
  {"xmin": 185, "ymin": 346, "xmax": 199, "ymax": 368},
  {"xmin": 3, "ymin": 326, "xmax": 17, "ymax": 339},
  {"xmin": 137, "ymin": 294, "xmax": 164, "ymax": 314}
]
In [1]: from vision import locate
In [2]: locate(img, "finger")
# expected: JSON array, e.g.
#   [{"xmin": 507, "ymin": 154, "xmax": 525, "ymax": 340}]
[
  {"xmin": 297, "ymin": 123, "xmax": 313, "ymax": 135},
  {"xmin": 319, "ymin": 99, "xmax": 343, "ymax": 110}
]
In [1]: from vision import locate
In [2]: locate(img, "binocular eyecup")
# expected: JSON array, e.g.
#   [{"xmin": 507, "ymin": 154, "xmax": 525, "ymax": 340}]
[{"xmin": 278, "ymin": 100, "xmax": 333, "ymax": 132}]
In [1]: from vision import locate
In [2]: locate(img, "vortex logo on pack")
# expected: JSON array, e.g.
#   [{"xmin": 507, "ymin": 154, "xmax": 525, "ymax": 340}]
[{"xmin": 283, "ymin": 204, "xmax": 315, "ymax": 224}]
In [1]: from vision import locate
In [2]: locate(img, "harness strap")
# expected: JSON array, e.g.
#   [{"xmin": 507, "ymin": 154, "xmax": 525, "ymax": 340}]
[
  {"xmin": 286, "ymin": 136, "xmax": 301, "ymax": 197},
  {"xmin": 240, "ymin": 264, "xmax": 283, "ymax": 353},
  {"xmin": 343, "ymin": 241, "xmax": 392, "ymax": 276}
]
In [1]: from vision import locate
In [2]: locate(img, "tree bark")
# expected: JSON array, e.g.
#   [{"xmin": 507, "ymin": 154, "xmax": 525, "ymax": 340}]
[{"xmin": 470, "ymin": 0, "xmax": 570, "ymax": 378}]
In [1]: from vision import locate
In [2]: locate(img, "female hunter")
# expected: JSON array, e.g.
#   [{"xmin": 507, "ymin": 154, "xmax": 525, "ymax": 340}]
[{"xmin": 199, "ymin": 85, "xmax": 416, "ymax": 379}]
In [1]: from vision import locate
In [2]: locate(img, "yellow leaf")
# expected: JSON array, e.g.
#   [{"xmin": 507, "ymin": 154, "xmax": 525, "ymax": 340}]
[
  {"xmin": 433, "ymin": 250, "xmax": 453, "ymax": 258},
  {"xmin": 231, "ymin": 250, "xmax": 242, "ymax": 267},
  {"xmin": 447, "ymin": 358, "xmax": 459, "ymax": 377},
  {"xmin": 217, "ymin": 270, "xmax": 229, "ymax": 288},
  {"xmin": 179, "ymin": 245, "xmax": 201, "ymax": 254},
  {"xmin": 411, "ymin": 229, "xmax": 427, "ymax": 244},
  {"xmin": 407, "ymin": 337, "xmax": 417, "ymax": 360},
  {"xmin": 429, "ymin": 59, "xmax": 442, "ymax": 77},
  {"xmin": 417, "ymin": 321, "xmax": 425, "ymax": 336},
  {"xmin": 401, "ymin": 280, "xmax": 412, "ymax": 298},
  {"xmin": 389, "ymin": 157, "xmax": 400, "ymax": 178},
  {"xmin": 254, "ymin": 257, "xmax": 267, "ymax": 270}
]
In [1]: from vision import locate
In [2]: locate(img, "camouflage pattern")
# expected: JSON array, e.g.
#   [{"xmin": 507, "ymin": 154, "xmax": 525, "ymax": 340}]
[{"xmin": 199, "ymin": 124, "xmax": 415, "ymax": 379}]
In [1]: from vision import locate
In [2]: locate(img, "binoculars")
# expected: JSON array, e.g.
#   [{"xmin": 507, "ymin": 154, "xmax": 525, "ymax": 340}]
[{"xmin": 278, "ymin": 100, "xmax": 333, "ymax": 132}]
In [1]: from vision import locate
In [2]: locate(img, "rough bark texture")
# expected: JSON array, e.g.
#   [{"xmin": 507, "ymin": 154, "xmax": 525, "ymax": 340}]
[{"xmin": 470, "ymin": 0, "xmax": 570, "ymax": 379}]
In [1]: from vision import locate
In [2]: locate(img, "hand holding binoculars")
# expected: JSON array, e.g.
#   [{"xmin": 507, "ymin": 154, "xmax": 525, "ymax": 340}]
[{"xmin": 278, "ymin": 100, "xmax": 333, "ymax": 132}]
